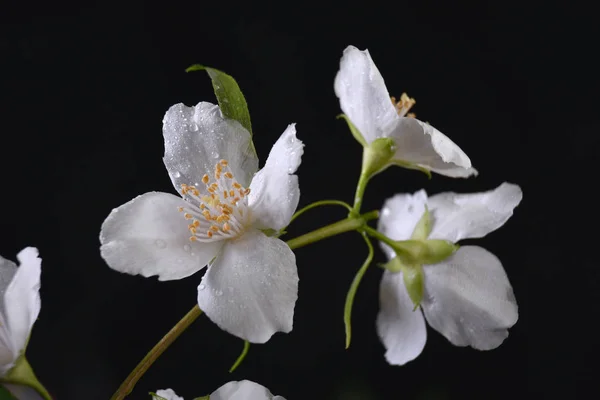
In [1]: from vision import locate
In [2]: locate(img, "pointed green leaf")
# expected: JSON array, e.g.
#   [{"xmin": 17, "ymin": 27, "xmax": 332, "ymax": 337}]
[
  {"xmin": 186, "ymin": 65, "xmax": 252, "ymax": 135},
  {"xmin": 344, "ymin": 232, "xmax": 374, "ymax": 349},
  {"xmin": 337, "ymin": 114, "xmax": 368, "ymax": 147}
]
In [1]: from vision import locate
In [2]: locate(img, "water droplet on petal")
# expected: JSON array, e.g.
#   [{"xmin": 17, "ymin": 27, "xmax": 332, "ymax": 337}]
[
  {"xmin": 174, "ymin": 171, "xmax": 181, "ymax": 178},
  {"xmin": 191, "ymin": 123, "xmax": 199, "ymax": 132},
  {"xmin": 199, "ymin": 284, "xmax": 206, "ymax": 290},
  {"xmin": 215, "ymin": 289, "xmax": 223, "ymax": 297},
  {"xmin": 183, "ymin": 244, "xmax": 191, "ymax": 252},
  {"xmin": 154, "ymin": 239, "xmax": 167, "ymax": 249}
]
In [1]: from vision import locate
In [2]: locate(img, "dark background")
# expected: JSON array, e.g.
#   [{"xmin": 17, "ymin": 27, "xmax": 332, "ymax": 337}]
[{"xmin": 1, "ymin": 1, "xmax": 594, "ymax": 399}]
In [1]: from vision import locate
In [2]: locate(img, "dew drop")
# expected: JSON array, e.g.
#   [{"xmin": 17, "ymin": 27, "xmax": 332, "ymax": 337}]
[
  {"xmin": 215, "ymin": 289, "xmax": 223, "ymax": 297},
  {"xmin": 183, "ymin": 244, "xmax": 191, "ymax": 252},
  {"xmin": 174, "ymin": 171, "xmax": 181, "ymax": 178},
  {"xmin": 154, "ymin": 239, "xmax": 167, "ymax": 249},
  {"xmin": 199, "ymin": 284, "xmax": 206, "ymax": 290},
  {"xmin": 191, "ymin": 123, "xmax": 199, "ymax": 132}
]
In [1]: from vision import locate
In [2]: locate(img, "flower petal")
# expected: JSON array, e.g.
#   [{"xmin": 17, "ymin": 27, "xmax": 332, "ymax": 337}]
[
  {"xmin": 378, "ymin": 190, "xmax": 428, "ymax": 258},
  {"xmin": 421, "ymin": 246, "xmax": 518, "ymax": 350},
  {"xmin": 0, "ymin": 254, "xmax": 17, "ymax": 370},
  {"xmin": 428, "ymin": 182, "xmax": 523, "ymax": 242},
  {"xmin": 389, "ymin": 118, "xmax": 477, "ymax": 178},
  {"xmin": 376, "ymin": 270, "xmax": 427, "ymax": 366},
  {"xmin": 3, "ymin": 248, "xmax": 41, "ymax": 364},
  {"xmin": 248, "ymin": 124, "xmax": 303, "ymax": 231},
  {"xmin": 210, "ymin": 380, "xmax": 286, "ymax": 400},
  {"xmin": 100, "ymin": 192, "xmax": 222, "ymax": 281},
  {"xmin": 162, "ymin": 102, "xmax": 259, "ymax": 191},
  {"xmin": 197, "ymin": 230, "xmax": 298, "ymax": 343},
  {"xmin": 334, "ymin": 45, "xmax": 397, "ymax": 143},
  {"xmin": 153, "ymin": 389, "xmax": 184, "ymax": 400},
  {"xmin": 4, "ymin": 383, "xmax": 46, "ymax": 400}
]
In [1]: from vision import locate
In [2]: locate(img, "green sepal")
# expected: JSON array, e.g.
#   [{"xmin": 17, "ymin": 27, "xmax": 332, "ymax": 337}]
[
  {"xmin": 410, "ymin": 206, "xmax": 432, "ymax": 241},
  {"xmin": 391, "ymin": 160, "xmax": 432, "ymax": 179},
  {"xmin": 149, "ymin": 393, "xmax": 168, "ymax": 400},
  {"xmin": 1, "ymin": 355, "xmax": 52, "ymax": 400},
  {"xmin": 401, "ymin": 263, "xmax": 424, "ymax": 310},
  {"xmin": 361, "ymin": 137, "xmax": 396, "ymax": 177},
  {"xmin": 192, "ymin": 397, "xmax": 210, "ymax": 400},
  {"xmin": 186, "ymin": 65, "xmax": 253, "ymax": 136},
  {"xmin": 336, "ymin": 114, "xmax": 368, "ymax": 147},
  {"xmin": 393, "ymin": 239, "xmax": 458, "ymax": 265}
]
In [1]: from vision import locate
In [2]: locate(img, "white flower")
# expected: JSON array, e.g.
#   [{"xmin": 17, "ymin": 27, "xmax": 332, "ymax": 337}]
[
  {"xmin": 334, "ymin": 45, "xmax": 477, "ymax": 178},
  {"xmin": 0, "ymin": 248, "xmax": 42, "ymax": 376},
  {"xmin": 100, "ymin": 102, "xmax": 303, "ymax": 343},
  {"xmin": 153, "ymin": 380, "xmax": 286, "ymax": 400},
  {"xmin": 376, "ymin": 183, "xmax": 522, "ymax": 365}
]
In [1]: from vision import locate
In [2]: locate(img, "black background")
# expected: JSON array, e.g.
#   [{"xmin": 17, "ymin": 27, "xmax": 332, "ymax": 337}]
[{"xmin": 1, "ymin": 1, "xmax": 594, "ymax": 399}]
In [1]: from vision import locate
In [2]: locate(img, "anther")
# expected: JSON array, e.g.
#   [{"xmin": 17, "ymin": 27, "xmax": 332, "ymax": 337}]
[
  {"xmin": 224, "ymin": 172, "xmax": 233, "ymax": 179},
  {"xmin": 202, "ymin": 174, "xmax": 209, "ymax": 184},
  {"xmin": 184, "ymin": 213, "xmax": 193, "ymax": 220},
  {"xmin": 190, "ymin": 236, "xmax": 198, "ymax": 242},
  {"xmin": 220, "ymin": 159, "xmax": 228, "ymax": 166},
  {"xmin": 223, "ymin": 223, "xmax": 231, "ymax": 232}
]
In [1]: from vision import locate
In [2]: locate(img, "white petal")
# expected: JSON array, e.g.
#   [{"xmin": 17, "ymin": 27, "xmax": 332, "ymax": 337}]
[
  {"xmin": 248, "ymin": 124, "xmax": 303, "ymax": 231},
  {"xmin": 376, "ymin": 270, "xmax": 427, "ymax": 366},
  {"xmin": 197, "ymin": 230, "xmax": 298, "ymax": 343},
  {"xmin": 153, "ymin": 388, "xmax": 184, "ymax": 400},
  {"xmin": 162, "ymin": 102, "xmax": 259, "ymax": 191},
  {"xmin": 389, "ymin": 118, "xmax": 477, "ymax": 178},
  {"xmin": 421, "ymin": 246, "xmax": 518, "ymax": 350},
  {"xmin": 100, "ymin": 192, "xmax": 222, "ymax": 281},
  {"xmin": 210, "ymin": 380, "xmax": 286, "ymax": 400},
  {"xmin": 0, "ymin": 254, "xmax": 17, "ymax": 371},
  {"xmin": 428, "ymin": 182, "xmax": 523, "ymax": 242},
  {"xmin": 377, "ymin": 190, "xmax": 428, "ymax": 258},
  {"xmin": 334, "ymin": 45, "xmax": 397, "ymax": 143},
  {"xmin": 4, "ymin": 248, "xmax": 41, "ymax": 365}
]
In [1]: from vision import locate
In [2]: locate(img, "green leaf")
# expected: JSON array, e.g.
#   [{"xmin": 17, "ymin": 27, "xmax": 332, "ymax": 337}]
[
  {"xmin": 229, "ymin": 340, "xmax": 250, "ymax": 373},
  {"xmin": 336, "ymin": 114, "xmax": 368, "ymax": 147},
  {"xmin": 186, "ymin": 65, "xmax": 253, "ymax": 135},
  {"xmin": 0, "ymin": 386, "xmax": 17, "ymax": 400},
  {"xmin": 344, "ymin": 232, "xmax": 374, "ymax": 349}
]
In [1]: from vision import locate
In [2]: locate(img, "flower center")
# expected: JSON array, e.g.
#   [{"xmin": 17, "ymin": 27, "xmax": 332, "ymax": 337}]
[
  {"xmin": 178, "ymin": 159, "xmax": 251, "ymax": 242},
  {"xmin": 391, "ymin": 93, "xmax": 416, "ymax": 118}
]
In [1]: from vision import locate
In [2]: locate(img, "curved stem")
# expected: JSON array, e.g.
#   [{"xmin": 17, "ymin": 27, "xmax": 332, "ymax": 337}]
[
  {"xmin": 343, "ymin": 232, "xmax": 374, "ymax": 349},
  {"xmin": 289, "ymin": 200, "xmax": 353, "ymax": 225},
  {"xmin": 229, "ymin": 340, "xmax": 250, "ymax": 373},
  {"xmin": 111, "ymin": 210, "xmax": 379, "ymax": 399},
  {"xmin": 110, "ymin": 306, "xmax": 203, "ymax": 400}
]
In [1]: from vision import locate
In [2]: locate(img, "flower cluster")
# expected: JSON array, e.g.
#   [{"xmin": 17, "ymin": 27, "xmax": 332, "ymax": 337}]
[{"xmin": 1, "ymin": 45, "xmax": 522, "ymax": 399}]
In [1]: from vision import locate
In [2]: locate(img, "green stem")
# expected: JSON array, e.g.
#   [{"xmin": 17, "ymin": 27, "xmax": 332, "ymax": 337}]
[
  {"xmin": 363, "ymin": 225, "xmax": 397, "ymax": 249},
  {"xmin": 112, "ymin": 210, "xmax": 379, "ymax": 399},
  {"xmin": 343, "ymin": 232, "xmax": 374, "ymax": 349},
  {"xmin": 289, "ymin": 200, "xmax": 353, "ymax": 225},
  {"xmin": 286, "ymin": 210, "xmax": 379, "ymax": 250},
  {"xmin": 110, "ymin": 306, "xmax": 203, "ymax": 400},
  {"xmin": 228, "ymin": 340, "xmax": 250, "ymax": 373},
  {"xmin": 352, "ymin": 172, "xmax": 370, "ymax": 215}
]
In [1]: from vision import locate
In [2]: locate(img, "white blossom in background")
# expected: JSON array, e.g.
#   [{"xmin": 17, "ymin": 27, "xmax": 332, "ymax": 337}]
[
  {"xmin": 100, "ymin": 102, "xmax": 303, "ymax": 344},
  {"xmin": 153, "ymin": 380, "xmax": 286, "ymax": 400},
  {"xmin": 376, "ymin": 183, "xmax": 522, "ymax": 365},
  {"xmin": 0, "ymin": 247, "xmax": 41, "ymax": 376},
  {"xmin": 335, "ymin": 45, "xmax": 477, "ymax": 178}
]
